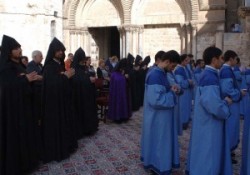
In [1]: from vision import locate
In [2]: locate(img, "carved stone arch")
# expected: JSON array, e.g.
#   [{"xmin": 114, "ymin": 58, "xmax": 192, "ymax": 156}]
[
  {"xmin": 64, "ymin": 0, "xmax": 124, "ymax": 27},
  {"xmin": 190, "ymin": 0, "xmax": 199, "ymax": 20},
  {"xmin": 175, "ymin": 0, "xmax": 198, "ymax": 22}
]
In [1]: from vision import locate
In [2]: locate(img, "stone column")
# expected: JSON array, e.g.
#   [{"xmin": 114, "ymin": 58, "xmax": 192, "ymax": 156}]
[
  {"xmin": 186, "ymin": 24, "xmax": 192, "ymax": 54},
  {"xmin": 191, "ymin": 25, "xmax": 197, "ymax": 59},
  {"xmin": 82, "ymin": 27, "xmax": 90, "ymax": 55},
  {"xmin": 124, "ymin": 25, "xmax": 132, "ymax": 56},
  {"xmin": 117, "ymin": 26, "xmax": 124, "ymax": 58},
  {"xmin": 138, "ymin": 25, "xmax": 144, "ymax": 57},
  {"xmin": 215, "ymin": 24, "xmax": 224, "ymax": 50},
  {"xmin": 132, "ymin": 26, "xmax": 138, "ymax": 56},
  {"xmin": 180, "ymin": 24, "xmax": 187, "ymax": 54}
]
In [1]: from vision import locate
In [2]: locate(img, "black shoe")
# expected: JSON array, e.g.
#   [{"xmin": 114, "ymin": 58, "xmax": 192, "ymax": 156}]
[{"xmin": 232, "ymin": 159, "xmax": 238, "ymax": 164}]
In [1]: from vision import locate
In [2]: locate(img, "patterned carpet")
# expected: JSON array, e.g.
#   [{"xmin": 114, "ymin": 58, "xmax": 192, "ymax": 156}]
[{"xmin": 32, "ymin": 107, "xmax": 242, "ymax": 175}]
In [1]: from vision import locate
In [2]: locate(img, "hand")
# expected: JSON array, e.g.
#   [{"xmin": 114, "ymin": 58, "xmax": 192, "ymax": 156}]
[
  {"xmin": 171, "ymin": 85, "xmax": 179, "ymax": 93},
  {"xmin": 224, "ymin": 96, "xmax": 233, "ymax": 105},
  {"xmin": 125, "ymin": 74, "xmax": 129, "ymax": 78},
  {"xmin": 64, "ymin": 68, "xmax": 75, "ymax": 78},
  {"xmin": 26, "ymin": 71, "xmax": 38, "ymax": 82},
  {"xmin": 35, "ymin": 75, "xmax": 43, "ymax": 81},
  {"xmin": 90, "ymin": 77, "xmax": 96, "ymax": 83}
]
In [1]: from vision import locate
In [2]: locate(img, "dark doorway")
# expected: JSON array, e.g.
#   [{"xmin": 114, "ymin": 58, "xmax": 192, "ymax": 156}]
[
  {"xmin": 88, "ymin": 26, "xmax": 120, "ymax": 60},
  {"xmin": 109, "ymin": 27, "xmax": 120, "ymax": 58}
]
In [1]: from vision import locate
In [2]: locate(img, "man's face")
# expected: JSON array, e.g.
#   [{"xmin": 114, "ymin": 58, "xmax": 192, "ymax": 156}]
[
  {"xmin": 182, "ymin": 57, "xmax": 189, "ymax": 66},
  {"xmin": 35, "ymin": 53, "xmax": 43, "ymax": 63},
  {"xmin": 200, "ymin": 60, "xmax": 205, "ymax": 68},
  {"xmin": 231, "ymin": 57, "xmax": 237, "ymax": 66},
  {"xmin": 21, "ymin": 58, "xmax": 28, "ymax": 66},
  {"xmin": 55, "ymin": 50, "xmax": 64, "ymax": 59},
  {"xmin": 214, "ymin": 55, "xmax": 224, "ymax": 69},
  {"xmin": 11, "ymin": 47, "xmax": 22, "ymax": 60},
  {"xmin": 69, "ymin": 54, "xmax": 73, "ymax": 61},
  {"xmin": 165, "ymin": 61, "xmax": 177, "ymax": 72}
]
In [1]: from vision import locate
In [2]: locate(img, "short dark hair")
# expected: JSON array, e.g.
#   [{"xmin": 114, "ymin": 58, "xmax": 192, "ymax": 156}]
[
  {"xmin": 161, "ymin": 50, "xmax": 180, "ymax": 63},
  {"xmin": 187, "ymin": 54, "xmax": 194, "ymax": 58},
  {"xmin": 154, "ymin": 50, "xmax": 165, "ymax": 62},
  {"xmin": 203, "ymin": 46, "xmax": 222, "ymax": 65},
  {"xmin": 195, "ymin": 59, "xmax": 203, "ymax": 66},
  {"xmin": 236, "ymin": 57, "xmax": 240, "ymax": 64},
  {"xmin": 20, "ymin": 56, "xmax": 28, "ymax": 61},
  {"xmin": 223, "ymin": 50, "xmax": 237, "ymax": 62},
  {"xmin": 68, "ymin": 53, "xmax": 73, "ymax": 57},
  {"xmin": 179, "ymin": 54, "xmax": 188, "ymax": 64}
]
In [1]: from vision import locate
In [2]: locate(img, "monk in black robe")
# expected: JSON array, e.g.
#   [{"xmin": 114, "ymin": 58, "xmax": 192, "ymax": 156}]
[
  {"xmin": 71, "ymin": 48, "xmax": 98, "ymax": 136},
  {"xmin": 130, "ymin": 55, "xmax": 142, "ymax": 111},
  {"xmin": 0, "ymin": 35, "xmax": 39, "ymax": 175},
  {"xmin": 41, "ymin": 38, "xmax": 77, "ymax": 163}
]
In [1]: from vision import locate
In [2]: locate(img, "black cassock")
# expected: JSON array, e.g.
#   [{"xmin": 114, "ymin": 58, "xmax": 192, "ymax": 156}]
[
  {"xmin": 41, "ymin": 38, "xmax": 77, "ymax": 163},
  {"xmin": 71, "ymin": 48, "xmax": 98, "ymax": 137},
  {"xmin": 129, "ymin": 68, "xmax": 141, "ymax": 111},
  {"xmin": 0, "ymin": 35, "xmax": 38, "ymax": 175}
]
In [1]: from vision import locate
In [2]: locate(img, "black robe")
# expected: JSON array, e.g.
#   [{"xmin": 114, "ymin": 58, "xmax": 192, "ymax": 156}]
[
  {"xmin": 129, "ymin": 68, "xmax": 141, "ymax": 111},
  {"xmin": 0, "ymin": 61, "xmax": 39, "ymax": 175},
  {"xmin": 41, "ymin": 60, "xmax": 77, "ymax": 163},
  {"xmin": 26, "ymin": 60, "xmax": 43, "ymax": 158},
  {"xmin": 71, "ymin": 48, "xmax": 98, "ymax": 136}
]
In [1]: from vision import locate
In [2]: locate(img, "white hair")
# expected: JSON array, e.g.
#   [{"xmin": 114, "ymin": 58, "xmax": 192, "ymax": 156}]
[{"xmin": 31, "ymin": 50, "xmax": 42, "ymax": 60}]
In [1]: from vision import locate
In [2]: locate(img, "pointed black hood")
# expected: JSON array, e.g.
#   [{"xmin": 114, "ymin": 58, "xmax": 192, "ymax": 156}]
[
  {"xmin": 127, "ymin": 53, "xmax": 135, "ymax": 65},
  {"xmin": 141, "ymin": 55, "xmax": 151, "ymax": 67},
  {"xmin": 72, "ymin": 47, "xmax": 86, "ymax": 69},
  {"xmin": 44, "ymin": 37, "xmax": 66, "ymax": 67},
  {"xmin": 0, "ymin": 35, "xmax": 21, "ymax": 72},
  {"xmin": 135, "ymin": 55, "xmax": 142, "ymax": 66}
]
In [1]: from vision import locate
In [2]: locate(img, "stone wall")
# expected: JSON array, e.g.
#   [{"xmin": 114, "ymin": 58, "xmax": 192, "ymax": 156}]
[
  {"xmin": 0, "ymin": 0, "xmax": 63, "ymax": 59},
  {"xmin": 143, "ymin": 25, "xmax": 181, "ymax": 63},
  {"xmin": 196, "ymin": 32, "xmax": 216, "ymax": 59},
  {"xmin": 223, "ymin": 33, "xmax": 250, "ymax": 66}
]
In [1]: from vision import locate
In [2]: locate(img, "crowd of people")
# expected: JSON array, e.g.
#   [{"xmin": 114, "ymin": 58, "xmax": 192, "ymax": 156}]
[
  {"xmin": 0, "ymin": 34, "xmax": 250, "ymax": 175},
  {"xmin": 141, "ymin": 47, "xmax": 250, "ymax": 175}
]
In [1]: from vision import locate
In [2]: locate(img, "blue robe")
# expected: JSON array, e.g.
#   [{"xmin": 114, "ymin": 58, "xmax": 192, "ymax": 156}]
[
  {"xmin": 220, "ymin": 64, "xmax": 241, "ymax": 150},
  {"xmin": 141, "ymin": 66, "xmax": 180, "ymax": 175},
  {"xmin": 187, "ymin": 66, "xmax": 232, "ymax": 175},
  {"xmin": 167, "ymin": 71, "xmax": 183, "ymax": 136},
  {"xmin": 240, "ymin": 69, "xmax": 250, "ymax": 118},
  {"xmin": 241, "ymin": 70, "xmax": 250, "ymax": 174},
  {"xmin": 174, "ymin": 65, "xmax": 192, "ymax": 125}
]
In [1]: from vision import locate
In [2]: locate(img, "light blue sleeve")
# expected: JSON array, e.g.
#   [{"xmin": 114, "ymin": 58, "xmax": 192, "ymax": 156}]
[
  {"xmin": 194, "ymin": 73, "xmax": 200, "ymax": 84},
  {"xmin": 234, "ymin": 71, "xmax": 242, "ymax": 81},
  {"xmin": 199, "ymin": 86, "xmax": 230, "ymax": 120},
  {"xmin": 146, "ymin": 84, "xmax": 175, "ymax": 109},
  {"xmin": 167, "ymin": 73, "xmax": 176, "ymax": 86},
  {"xmin": 175, "ymin": 74, "xmax": 190, "ymax": 89},
  {"xmin": 220, "ymin": 78, "xmax": 241, "ymax": 101}
]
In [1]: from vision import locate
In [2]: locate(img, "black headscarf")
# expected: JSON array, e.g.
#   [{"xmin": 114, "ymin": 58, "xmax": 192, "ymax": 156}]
[
  {"xmin": 44, "ymin": 37, "xmax": 66, "ymax": 67},
  {"xmin": 135, "ymin": 55, "xmax": 142, "ymax": 66},
  {"xmin": 0, "ymin": 35, "xmax": 21, "ymax": 72},
  {"xmin": 71, "ymin": 47, "xmax": 86, "ymax": 69}
]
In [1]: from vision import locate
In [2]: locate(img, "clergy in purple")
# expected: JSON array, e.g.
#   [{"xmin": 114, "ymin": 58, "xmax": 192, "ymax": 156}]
[{"xmin": 107, "ymin": 59, "xmax": 131, "ymax": 121}]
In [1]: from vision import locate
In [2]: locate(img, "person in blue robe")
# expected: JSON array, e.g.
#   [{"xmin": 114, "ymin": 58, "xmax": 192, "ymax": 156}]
[
  {"xmin": 186, "ymin": 46, "xmax": 233, "ymax": 175},
  {"xmin": 166, "ymin": 52, "xmax": 183, "ymax": 136},
  {"xmin": 241, "ymin": 66, "xmax": 250, "ymax": 175},
  {"xmin": 219, "ymin": 50, "xmax": 246, "ymax": 163},
  {"xmin": 141, "ymin": 50, "xmax": 180, "ymax": 175},
  {"xmin": 174, "ymin": 54, "xmax": 193, "ymax": 130},
  {"xmin": 193, "ymin": 59, "xmax": 205, "ymax": 85}
]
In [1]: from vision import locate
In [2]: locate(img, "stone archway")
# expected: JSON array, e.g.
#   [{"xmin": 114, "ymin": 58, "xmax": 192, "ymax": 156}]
[{"xmin": 64, "ymin": 0, "xmax": 123, "ymax": 60}]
